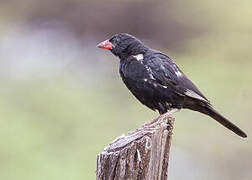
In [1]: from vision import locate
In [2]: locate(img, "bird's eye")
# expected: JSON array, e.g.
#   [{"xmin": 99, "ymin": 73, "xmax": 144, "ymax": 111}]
[{"xmin": 109, "ymin": 37, "xmax": 117, "ymax": 45}]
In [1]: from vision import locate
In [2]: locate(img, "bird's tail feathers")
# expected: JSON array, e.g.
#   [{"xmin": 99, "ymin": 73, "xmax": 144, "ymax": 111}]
[{"xmin": 202, "ymin": 105, "xmax": 247, "ymax": 138}]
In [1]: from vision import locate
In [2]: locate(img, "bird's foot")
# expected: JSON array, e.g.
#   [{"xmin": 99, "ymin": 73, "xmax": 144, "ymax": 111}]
[
  {"xmin": 144, "ymin": 108, "xmax": 179, "ymax": 127},
  {"xmin": 158, "ymin": 108, "xmax": 180, "ymax": 121}
]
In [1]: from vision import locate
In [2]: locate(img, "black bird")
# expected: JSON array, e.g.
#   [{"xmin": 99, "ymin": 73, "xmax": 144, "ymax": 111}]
[{"xmin": 97, "ymin": 33, "xmax": 247, "ymax": 138}]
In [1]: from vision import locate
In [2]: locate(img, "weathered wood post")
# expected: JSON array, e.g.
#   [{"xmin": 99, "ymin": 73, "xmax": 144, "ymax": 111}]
[{"xmin": 96, "ymin": 114, "xmax": 174, "ymax": 180}]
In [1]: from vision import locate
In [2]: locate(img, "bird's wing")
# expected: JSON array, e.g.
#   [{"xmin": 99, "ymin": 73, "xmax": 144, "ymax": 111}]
[{"xmin": 146, "ymin": 51, "xmax": 210, "ymax": 104}]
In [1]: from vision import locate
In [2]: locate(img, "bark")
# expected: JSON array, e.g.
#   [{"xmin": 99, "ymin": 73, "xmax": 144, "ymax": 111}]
[{"xmin": 96, "ymin": 114, "xmax": 174, "ymax": 180}]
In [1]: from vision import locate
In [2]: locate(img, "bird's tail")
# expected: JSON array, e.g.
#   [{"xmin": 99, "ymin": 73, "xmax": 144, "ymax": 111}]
[
  {"xmin": 199, "ymin": 105, "xmax": 247, "ymax": 138},
  {"xmin": 184, "ymin": 98, "xmax": 247, "ymax": 138}
]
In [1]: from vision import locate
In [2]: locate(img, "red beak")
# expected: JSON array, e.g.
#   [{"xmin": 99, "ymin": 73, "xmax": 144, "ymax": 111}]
[{"xmin": 97, "ymin": 39, "xmax": 113, "ymax": 50}]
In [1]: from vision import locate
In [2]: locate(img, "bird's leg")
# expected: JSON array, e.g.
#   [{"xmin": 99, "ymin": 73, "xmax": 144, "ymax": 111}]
[
  {"xmin": 158, "ymin": 108, "xmax": 180, "ymax": 121},
  {"xmin": 146, "ymin": 108, "xmax": 180, "ymax": 127}
]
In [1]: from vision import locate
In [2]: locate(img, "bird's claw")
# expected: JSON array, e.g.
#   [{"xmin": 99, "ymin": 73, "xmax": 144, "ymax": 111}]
[{"xmin": 144, "ymin": 108, "xmax": 179, "ymax": 128}]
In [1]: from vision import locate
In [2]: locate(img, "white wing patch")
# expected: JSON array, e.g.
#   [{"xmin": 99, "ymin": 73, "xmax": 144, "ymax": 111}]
[
  {"xmin": 133, "ymin": 54, "xmax": 144, "ymax": 61},
  {"xmin": 175, "ymin": 70, "xmax": 183, "ymax": 77},
  {"xmin": 161, "ymin": 85, "xmax": 167, "ymax": 89},
  {"xmin": 145, "ymin": 66, "xmax": 155, "ymax": 79},
  {"xmin": 185, "ymin": 89, "xmax": 208, "ymax": 103},
  {"xmin": 133, "ymin": 54, "xmax": 155, "ymax": 80},
  {"xmin": 173, "ymin": 64, "xmax": 183, "ymax": 78}
]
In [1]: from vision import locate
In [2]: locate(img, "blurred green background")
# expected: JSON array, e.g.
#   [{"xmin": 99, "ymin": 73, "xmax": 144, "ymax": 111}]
[{"xmin": 0, "ymin": 0, "xmax": 251, "ymax": 179}]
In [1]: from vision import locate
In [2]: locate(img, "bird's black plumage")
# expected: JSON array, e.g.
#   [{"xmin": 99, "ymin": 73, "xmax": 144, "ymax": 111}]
[{"xmin": 97, "ymin": 33, "xmax": 247, "ymax": 138}]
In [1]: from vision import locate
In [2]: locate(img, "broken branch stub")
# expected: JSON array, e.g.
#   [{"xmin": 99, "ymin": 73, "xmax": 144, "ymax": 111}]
[{"xmin": 96, "ymin": 115, "xmax": 174, "ymax": 180}]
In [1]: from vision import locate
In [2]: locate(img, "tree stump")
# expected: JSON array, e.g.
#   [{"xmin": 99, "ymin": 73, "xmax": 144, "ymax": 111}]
[{"xmin": 96, "ymin": 114, "xmax": 175, "ymax": 180}]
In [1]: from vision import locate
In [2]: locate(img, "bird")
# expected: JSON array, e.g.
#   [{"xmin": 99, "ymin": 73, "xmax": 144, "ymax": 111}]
[{"xmin": 97, "ymin": 33, "xmax": 247, "ymax": 138}]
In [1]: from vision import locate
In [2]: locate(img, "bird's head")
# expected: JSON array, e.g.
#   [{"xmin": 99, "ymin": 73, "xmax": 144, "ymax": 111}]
[{"xmin": 97, "ymin": 33, "xmax": 147, "ymax": 59}]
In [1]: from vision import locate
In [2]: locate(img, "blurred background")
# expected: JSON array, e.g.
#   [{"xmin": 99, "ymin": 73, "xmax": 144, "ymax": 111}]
[{"xmin": 0, "ymin": 0, "xmax": 251, "ymax": 179}]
